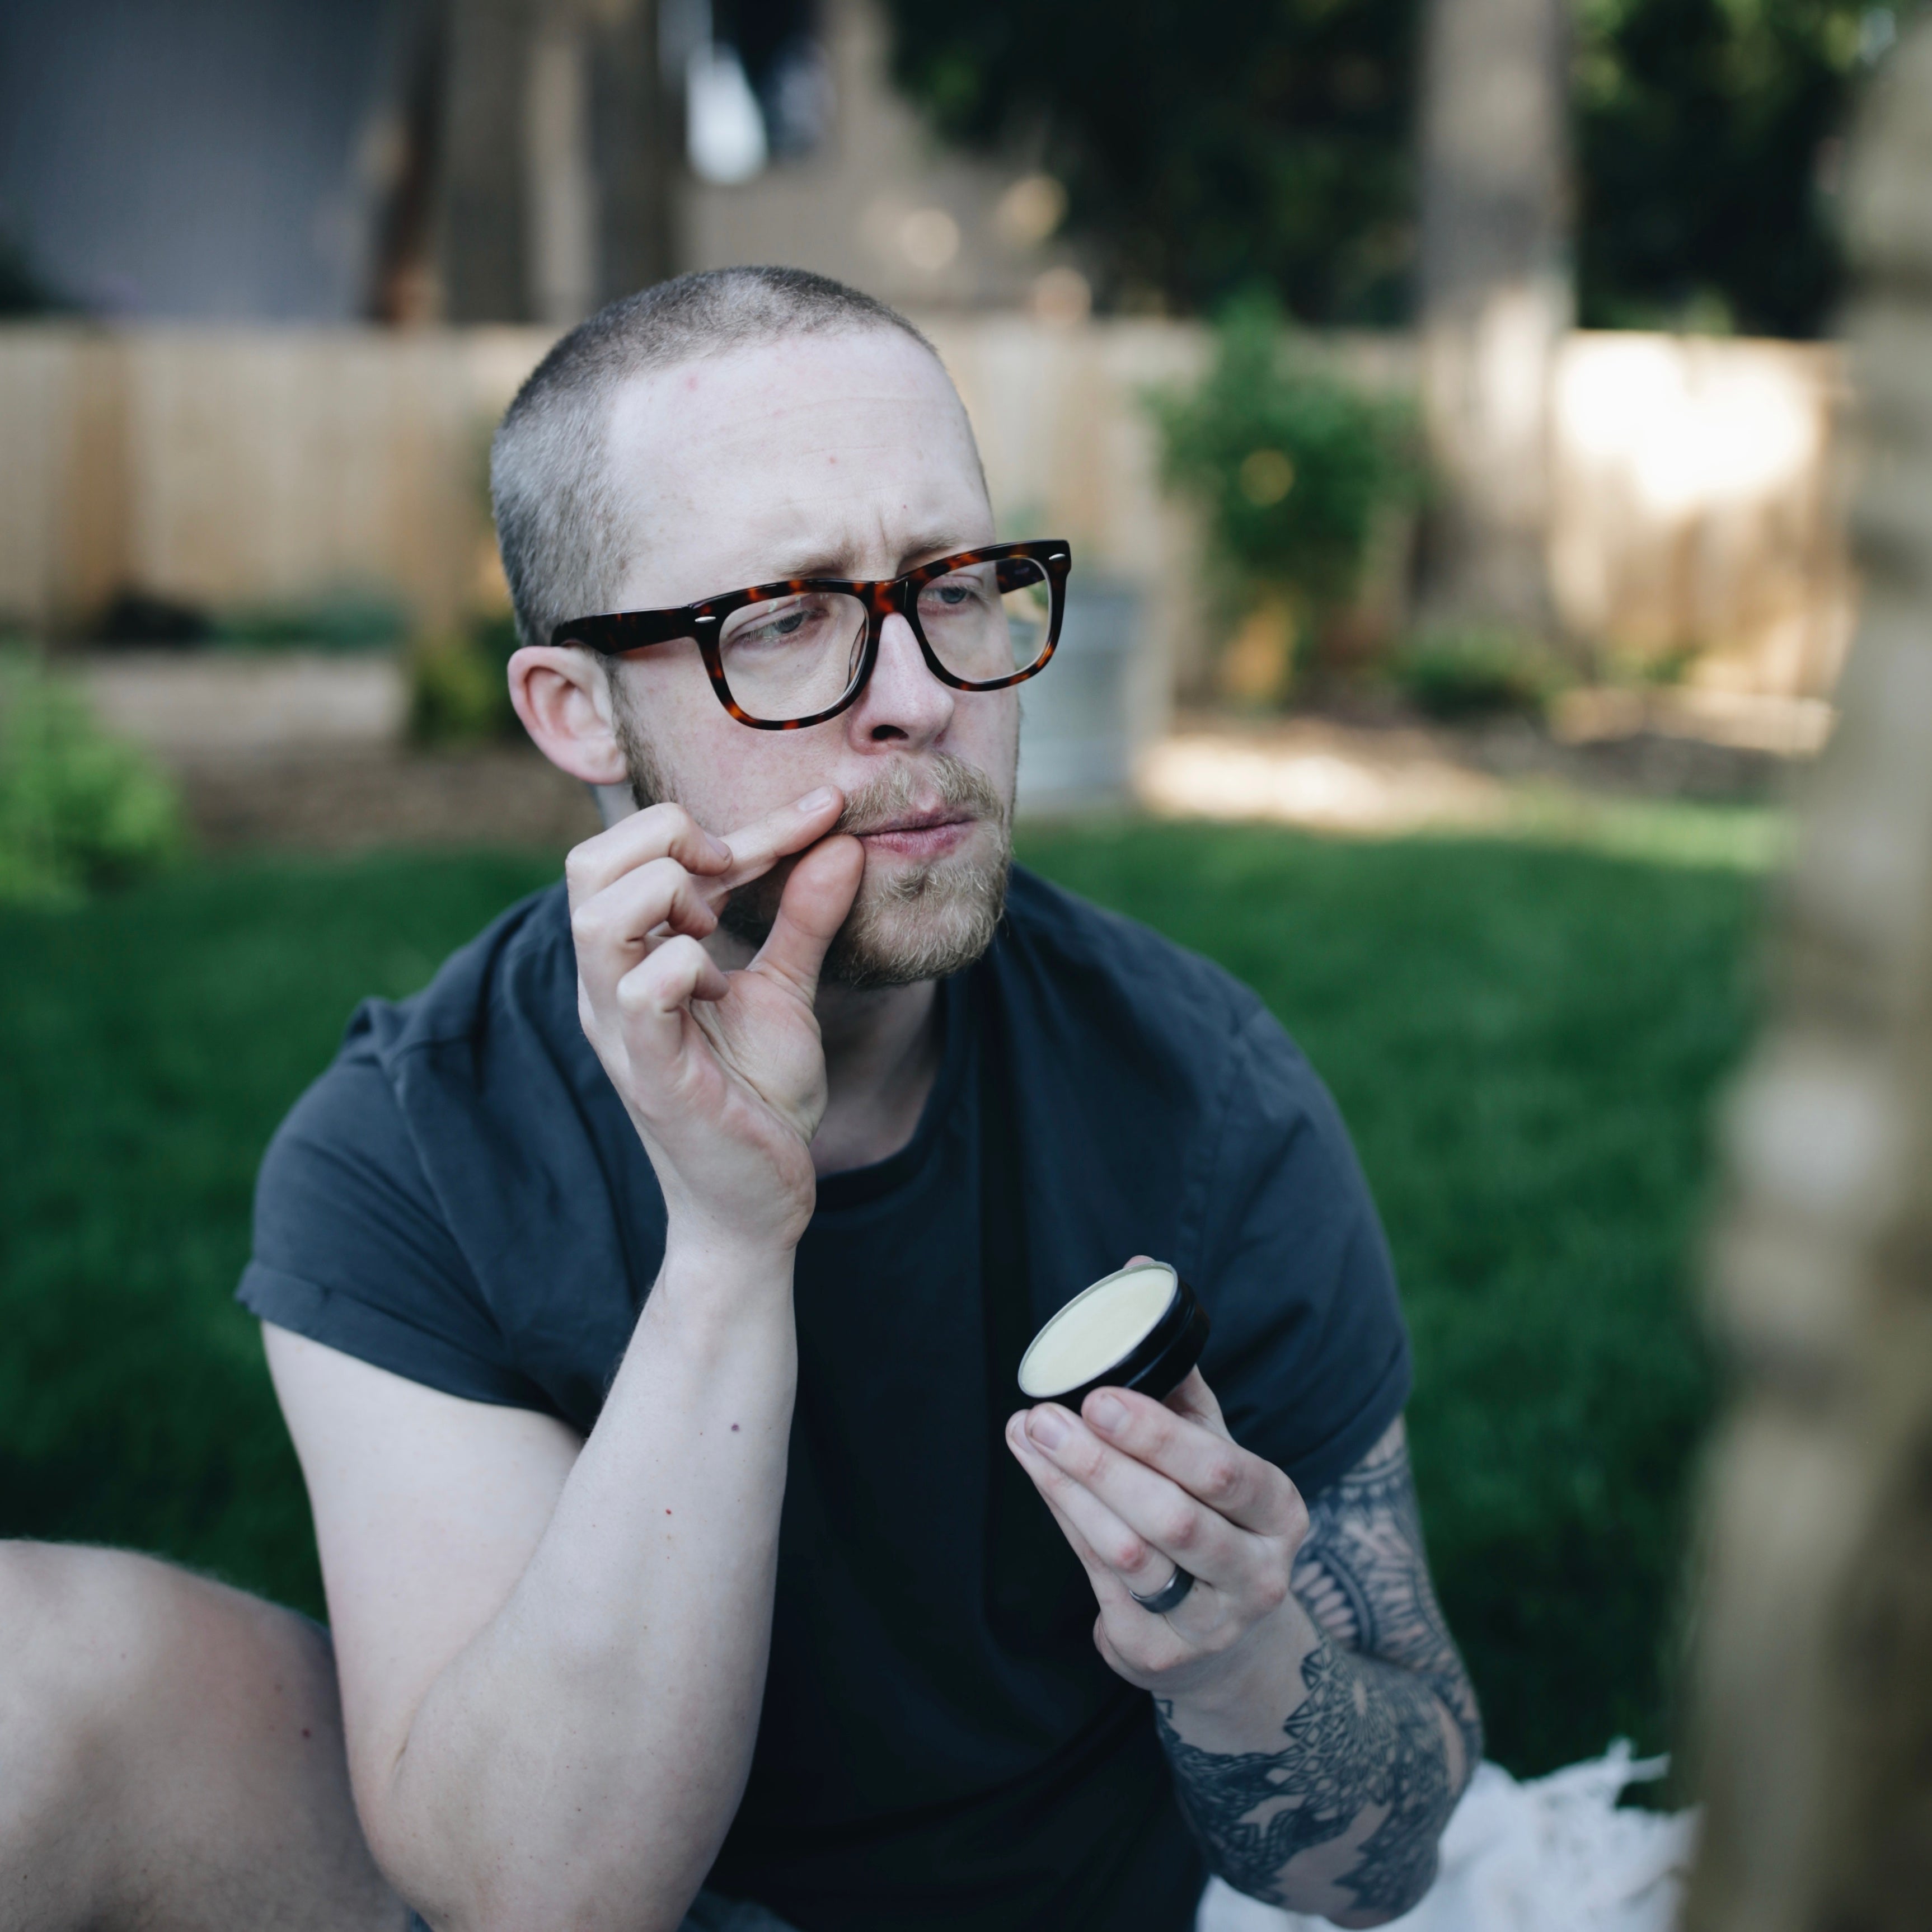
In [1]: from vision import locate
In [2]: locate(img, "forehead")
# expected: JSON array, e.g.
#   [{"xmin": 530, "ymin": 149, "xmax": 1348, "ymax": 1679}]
[{"xmin": 602, "ymin": 329, "xmax": 992, "ymax": 608}]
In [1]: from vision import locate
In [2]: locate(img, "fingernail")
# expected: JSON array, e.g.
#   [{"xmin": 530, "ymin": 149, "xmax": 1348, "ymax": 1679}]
[
  {"xmin": 1027, "ymin": 1406, "xmax": 1069, "ymax": 1450},
  {"xmin": 1088, "ymin": 1392, "xmax": 1127, "ymax": 1432},
  {"xmin": 797, "ymin": 787, "xmax": 837, "ymax": 814}
]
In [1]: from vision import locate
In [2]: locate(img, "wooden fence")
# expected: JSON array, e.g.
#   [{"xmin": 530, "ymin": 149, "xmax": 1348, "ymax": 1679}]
[{"xmin": 0, "ymin": 318, "xmax": 1854, "ymax": 704}]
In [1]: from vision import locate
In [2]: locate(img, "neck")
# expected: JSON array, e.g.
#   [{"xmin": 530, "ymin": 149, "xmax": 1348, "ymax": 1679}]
[
  {"xmin": 810, "ymin": 978, "xmax": 942, "ymax": 1175},
  {"xmin": 702, "ymin": 926, "xmax": 942, "ymax": 1175}
]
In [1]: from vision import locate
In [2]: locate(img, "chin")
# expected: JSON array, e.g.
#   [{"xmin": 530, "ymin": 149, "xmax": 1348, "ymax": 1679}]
[{"xmin": 820, "ymin": 838, "xmax": 1012, "ymax": 991}]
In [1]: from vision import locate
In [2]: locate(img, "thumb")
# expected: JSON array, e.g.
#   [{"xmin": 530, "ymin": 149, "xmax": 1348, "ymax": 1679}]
[{"xmin": 748, "ymin": 834, "xmax": 865, "ymax": 1003}]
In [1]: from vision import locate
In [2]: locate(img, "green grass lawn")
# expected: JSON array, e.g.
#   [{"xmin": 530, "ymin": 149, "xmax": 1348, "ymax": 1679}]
[{"xmin": 0, "ymin": 822, "xmax": 1766, "ymax": 1778}]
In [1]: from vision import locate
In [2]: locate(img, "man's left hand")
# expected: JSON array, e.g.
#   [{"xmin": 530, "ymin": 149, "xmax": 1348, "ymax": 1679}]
[{"xmin": 1005, "ymin": 1349, "xmax": 1312, "ymax": 1704}]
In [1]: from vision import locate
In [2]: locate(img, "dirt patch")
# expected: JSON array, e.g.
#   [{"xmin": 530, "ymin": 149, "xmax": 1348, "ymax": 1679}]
[
  {"xmin": 1139, "ymin": 706, "xmax": 1808, "ymax": 836},
  {"xmin": 180, "ymin": 746, "xmax": 604, "ymax": 855}
]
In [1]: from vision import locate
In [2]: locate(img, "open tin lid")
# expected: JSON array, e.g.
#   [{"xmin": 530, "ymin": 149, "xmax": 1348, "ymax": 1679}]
[{"xmin": 1017, "ymin": 1260, "xmax": 1210, "ymax": 1410}]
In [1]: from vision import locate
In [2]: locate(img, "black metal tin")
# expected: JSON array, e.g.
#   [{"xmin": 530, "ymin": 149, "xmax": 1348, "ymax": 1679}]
[{"xmin": 1017, "ymin": 1263, "xmax": 1211, "ymax": 1412}]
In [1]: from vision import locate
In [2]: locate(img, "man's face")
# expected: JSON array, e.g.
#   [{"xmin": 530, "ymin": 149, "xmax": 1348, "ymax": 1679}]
[{"xmin": 596, "ymin": 329, "xmax": 1017, "ymax": 988}]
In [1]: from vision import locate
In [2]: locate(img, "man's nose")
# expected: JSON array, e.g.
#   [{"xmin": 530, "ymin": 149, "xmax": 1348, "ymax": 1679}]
[{"xmin": 845, "ymin": 609, "xmax": 955, "ymax": 748}]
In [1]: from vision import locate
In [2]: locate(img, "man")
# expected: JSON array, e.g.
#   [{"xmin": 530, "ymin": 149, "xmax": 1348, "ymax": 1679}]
[{"xmin": 1, "ymin": 267, "xmax": 1478, "ymax": 1931}]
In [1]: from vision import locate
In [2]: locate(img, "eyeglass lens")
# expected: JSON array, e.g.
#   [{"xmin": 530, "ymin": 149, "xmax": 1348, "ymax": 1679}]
[{"xmin": 714, "ymin": 555, "xmax": 1054, "ymax": 724}]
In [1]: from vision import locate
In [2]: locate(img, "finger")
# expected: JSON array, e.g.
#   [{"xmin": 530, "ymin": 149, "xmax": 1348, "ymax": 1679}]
[
  {"xmin": 1161, "ymin": 1367, "xmax": 1231, "ymax": 1437},
  {"xmin": 1080, "ymin": 1384, "xmax": 1297, "ymax": 1536},
  {"xmin": 565, "ymin": 803, "xmax": 731, "ymax": 905},
  {"xmin": 571, "ymin": 857, "xmax": 721, "ymax": 979},
  {"xmin": 1004, "ymin": 1416, "xmax": 1152, "ymax": 1612},
  {"xmin": 714, "ymin": 787, "xmax": 845, "ymax": 893},
  {"xmin": 613, "ymin": 934, "xmax": 731, "ymax": 1063},
  {"xmin": 747, "ymin": 834, "xmax": 865, "ymax": 1003},
  {"xmin": 1014, "ymin": 1405, "xmax": 1245, "ymax": 1597}
]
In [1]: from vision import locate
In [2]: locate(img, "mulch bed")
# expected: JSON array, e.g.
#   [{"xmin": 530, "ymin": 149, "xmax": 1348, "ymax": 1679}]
[{"xmin": 179, "ymin": 744, "xmax": 604, "ymax": 855}]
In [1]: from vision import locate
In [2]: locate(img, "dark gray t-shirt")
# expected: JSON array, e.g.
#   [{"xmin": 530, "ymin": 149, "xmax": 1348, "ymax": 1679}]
[{"xmin": 239, "ymin": 865, "xmax": 1410, "ymax": 1932}]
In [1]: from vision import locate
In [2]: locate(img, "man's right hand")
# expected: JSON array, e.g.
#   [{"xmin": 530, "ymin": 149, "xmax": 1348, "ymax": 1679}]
[{"xmin": 565, "ymin": 789, "xmax": 864, "ymax": 1262}]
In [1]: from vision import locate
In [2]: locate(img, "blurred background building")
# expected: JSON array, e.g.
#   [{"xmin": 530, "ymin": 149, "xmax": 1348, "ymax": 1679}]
[{"xmin": 0, "ymin": 0, "xmax": 1080, "ymax": 326}]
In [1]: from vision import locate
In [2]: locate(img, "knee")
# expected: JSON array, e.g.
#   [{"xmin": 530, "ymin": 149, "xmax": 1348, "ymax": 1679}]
[
  {"xmin": 3, "ymin": 1538, "xmax": 330, "ymax": 1741},
  {"xmin": 0, "ymin": 1542, "xmax": 168, "ymax": 1779},
  {"xmin": 0, "ymin": 1540, "xmax": 170, "ymax": 1911},
  {"xmin": 0, "ymin": 1543, "xmax": 396, "ymax": 1930}
]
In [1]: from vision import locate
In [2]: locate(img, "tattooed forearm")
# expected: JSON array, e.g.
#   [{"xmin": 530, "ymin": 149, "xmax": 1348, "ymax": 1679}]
[
  {"xmin": 1291, "ymin": 1422, "xmax": 1483, "ymax": 1777},
  {"xmin": 1157, "ymin": 1647, "xmax": 1454, "ymax": 1915},
  {"xmin": 1155, "ymin": 1422, "xmax": 1480, "ymax": 1918}
]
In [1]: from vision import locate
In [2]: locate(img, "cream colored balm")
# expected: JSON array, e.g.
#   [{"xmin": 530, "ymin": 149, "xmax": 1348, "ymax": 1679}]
[{"xmin": 1017, "ymin": 1260, "xmax": 1208, "ymax": 1408}]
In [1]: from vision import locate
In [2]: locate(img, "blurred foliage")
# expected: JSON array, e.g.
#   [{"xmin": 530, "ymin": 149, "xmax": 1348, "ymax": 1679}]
[
  {"xmin": 883, "ymin": 0, "xmax": 1419, "ymax": 323},
  {"xmin": 0, "ymin": 651, "xmax": 186, "ymax": 904},
  {"xmin": 1150, "ymin": 299, "xmax": 1418, "ymax": 698},
  {"xmin": 0, "ymin": 820, "xmax": 1763, "ymax": 1774},
  {"xmin": 881, "ymin": 0, "xmax": 1912, "ymax": 336},
  {"xmin": 1573, "ymin": 0, "xmax": 1903, "ymax": 335},
  {"xmin": 94, "ymin": 590, "xmax": 215, "ymax": 649},
  {"xmin": 213, "ymin": 589, "xmax": 411, "ymax": 654},
  {"xmin": 92, "ymin": 587, "xmax": 412, "ymax": 653},
  {"xmin": 409, "ymin": 613, "xmax": 522, "ymax": 747},
  {"xmin": 1392, "ymin": 629, "xmax": 1569, "ymax": 720}
]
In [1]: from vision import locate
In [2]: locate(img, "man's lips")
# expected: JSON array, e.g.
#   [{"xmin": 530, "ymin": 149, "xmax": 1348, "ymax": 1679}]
[{"xmin": 850, "ymin": 809, "xmax": 977, "ymax": 855}]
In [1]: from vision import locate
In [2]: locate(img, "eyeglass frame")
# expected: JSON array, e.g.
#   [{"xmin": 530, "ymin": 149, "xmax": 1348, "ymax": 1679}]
[{"xmin": 549, "ymin": 538, "xmax": 1073, "ymax": 731}]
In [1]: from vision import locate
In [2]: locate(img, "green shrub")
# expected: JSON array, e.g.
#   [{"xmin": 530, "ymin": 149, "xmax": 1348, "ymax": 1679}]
[
  {"xmin": 1394, "ymin": 630, "xmax": 1565, "ymax": 721},
  {"xmin": 0, "ymin": 652, "xmax": 187, "ymax": 903},
  {"xmin": 1148, "ymin": 296, "xmax": 1419, "ymax": 656},
  {"xmin": 213, "ymin": 588, "xmax": 411, "ymax": 654},
  {"xmin": 408, "ymin": 615, "xmax": 522, "ymax": 746}
]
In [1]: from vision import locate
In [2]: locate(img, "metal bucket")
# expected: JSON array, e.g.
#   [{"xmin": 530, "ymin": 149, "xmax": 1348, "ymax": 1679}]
[{"xmin": 1015, "ymin": 576, "xmax": 1142, "ymax": 814}]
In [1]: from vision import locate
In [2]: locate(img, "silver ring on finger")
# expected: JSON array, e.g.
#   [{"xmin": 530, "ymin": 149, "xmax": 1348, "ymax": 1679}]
[{"xmin": 1128, "ymin": 1567, "xmax": 1195, "ymax": 1615}]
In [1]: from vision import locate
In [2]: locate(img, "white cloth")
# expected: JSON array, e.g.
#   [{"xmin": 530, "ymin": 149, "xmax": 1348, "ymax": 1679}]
[{"xmin": 1194, "ymin": 1742, "xmax": 1696, "ymax": 1932}]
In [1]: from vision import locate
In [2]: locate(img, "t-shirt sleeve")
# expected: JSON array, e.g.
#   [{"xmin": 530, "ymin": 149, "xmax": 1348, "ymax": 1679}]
[
  {"xmin": 1195, "ymin": 1002, "xmax": 1412, "ymax": 1502},
  {"xmin": 237, "ymin": 1044, "xmax": 558, "ymax": 1413}
]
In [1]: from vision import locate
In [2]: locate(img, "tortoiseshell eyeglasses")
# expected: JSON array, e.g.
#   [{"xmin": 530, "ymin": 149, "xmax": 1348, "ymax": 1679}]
[{"xmin": 550, "ymin": 539, "xmax": 1072, "ymax": 731}]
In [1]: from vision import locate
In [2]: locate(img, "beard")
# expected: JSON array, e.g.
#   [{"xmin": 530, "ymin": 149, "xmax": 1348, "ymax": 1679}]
[{"xmin": 613, "ymin": 704, "xmax": 1013, "ymax": 992}]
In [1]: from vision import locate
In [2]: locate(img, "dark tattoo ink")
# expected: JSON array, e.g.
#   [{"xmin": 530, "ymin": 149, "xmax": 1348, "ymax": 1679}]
[
  {"xmin": 1155, "ymin": 1422, "xmax": 1481, "ymax": 1916},
  {"xmin": 1157, "ymin": 1650, "xmax": 1452, "ymax": 1913},
  {"xmin": 1291, "ymin": 1422, "xmax": 1483, "ymax": 1776}
]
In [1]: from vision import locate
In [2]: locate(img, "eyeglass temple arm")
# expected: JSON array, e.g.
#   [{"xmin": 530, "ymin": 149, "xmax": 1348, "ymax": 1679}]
[{"xmin": 549, "ymin": 609, "xmax": 704, "ymax": 655}]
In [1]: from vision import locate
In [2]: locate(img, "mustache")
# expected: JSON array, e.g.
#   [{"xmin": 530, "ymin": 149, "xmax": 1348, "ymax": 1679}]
[
  {"xmin": 717, "ymin": 753, "xmax": 1011, "ymax": 956},
  {"xmin": 831, "ymin": 753, "xmax": 1009, "ymax": 837}
]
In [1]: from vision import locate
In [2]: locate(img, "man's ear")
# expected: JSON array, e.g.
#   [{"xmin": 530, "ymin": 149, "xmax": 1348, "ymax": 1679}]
[{"xmin": 509, "ymin": 645, "xmax": 631, "ymax": 787}]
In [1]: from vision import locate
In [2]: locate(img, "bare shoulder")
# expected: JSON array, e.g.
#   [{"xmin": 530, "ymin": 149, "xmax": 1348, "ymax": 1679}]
[{"xmin": 263, "ymin": 1326, "xmax": 581, "ymax": 1800}]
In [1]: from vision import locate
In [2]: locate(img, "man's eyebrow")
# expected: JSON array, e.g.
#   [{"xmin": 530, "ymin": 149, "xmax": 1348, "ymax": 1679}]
[{"xmin": 765, "ymin": 532, "xmax": 977, "ymax": 582}]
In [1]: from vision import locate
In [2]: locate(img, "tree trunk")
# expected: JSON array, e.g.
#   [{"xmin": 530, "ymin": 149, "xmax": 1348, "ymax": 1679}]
[
  {"xmin": 590, "ymin": 0, "xmax": 675, "ymax": 308},
  {"xmin": 1684, "ymin": 25, "xmax": 1932, "ymax": 1931},
  {"xmin": 434, "ymin": 0, "xmax": 674, "ymax": 325},
  {"xmin": 437, "ymin": 0, "xmax": 538, "ymax": 322},
  {"xmin": 1415, "ymin": 0, "xmax": 1569, "ymax": 637}
]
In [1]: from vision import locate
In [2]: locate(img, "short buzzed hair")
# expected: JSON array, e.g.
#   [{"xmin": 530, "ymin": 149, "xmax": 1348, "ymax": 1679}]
[{"xmin": 491, "ymin": 266, "xmax": 936, "ymax": 651}]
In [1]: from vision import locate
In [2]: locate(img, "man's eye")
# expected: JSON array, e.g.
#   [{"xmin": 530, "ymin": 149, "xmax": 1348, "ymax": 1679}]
[
  {"xmin": 737, "ymin": 606, "xmax": 816, "ymax": 648},
  {"xmin": 926, "ymin": 578, "xmax": 984, "ymax": 609}
]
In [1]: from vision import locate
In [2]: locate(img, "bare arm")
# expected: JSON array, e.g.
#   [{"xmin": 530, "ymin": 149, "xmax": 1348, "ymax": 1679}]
[
  {"xmin": 1009, "ymin": 1389, "xmax": 1478, "ymax": 1929},
  {"xmin": 269, "ymin": 793, "xmax": 864, "ymax": 1932},
  {"xmin": 268, "ymin": 1249, "xmax": 794, "ymax": 1932}
]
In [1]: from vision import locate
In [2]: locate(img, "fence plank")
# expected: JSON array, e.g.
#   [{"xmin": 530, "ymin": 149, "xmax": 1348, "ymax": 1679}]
[{"xmin": 0, "ymin": 316, "xmax": 1855, "ymax": 702}]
